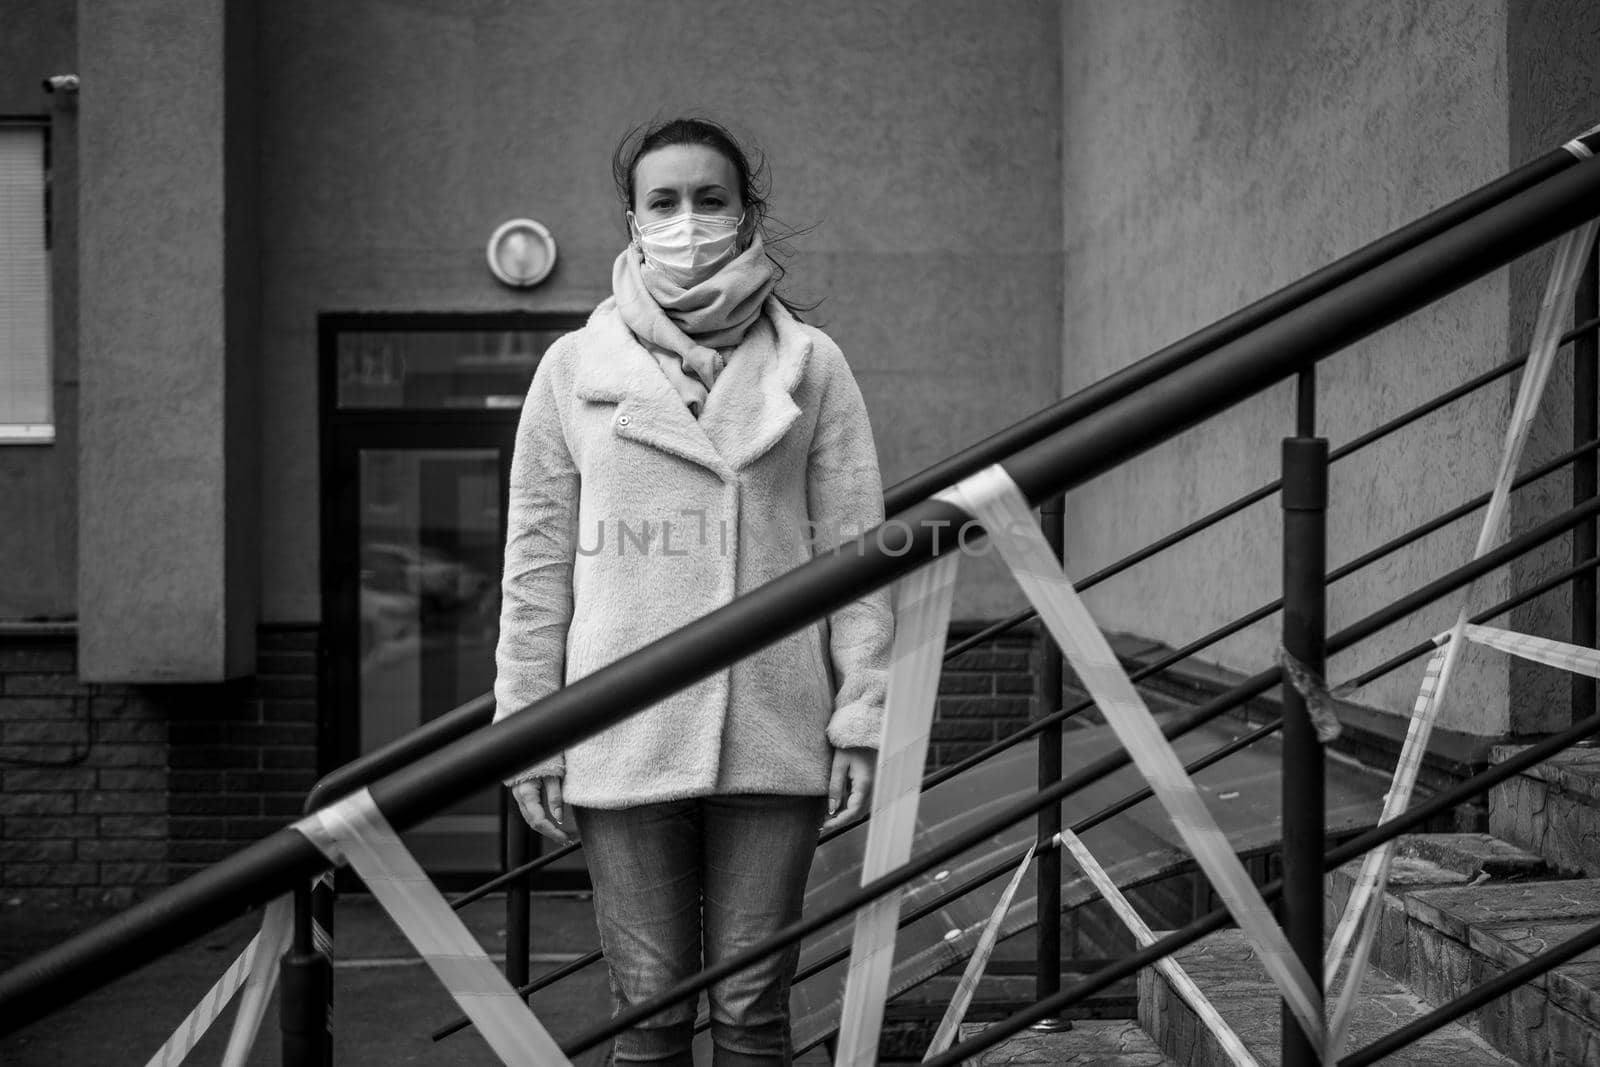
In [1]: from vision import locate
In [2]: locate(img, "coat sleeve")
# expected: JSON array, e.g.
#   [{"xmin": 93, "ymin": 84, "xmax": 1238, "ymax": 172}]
[
  {"xmin": 493, "ymin": 348, "xmax": 578, "ymax": 785},
  {"xmin": 805, "ymin": 341, "xmax": 895, "ymax": 751}
]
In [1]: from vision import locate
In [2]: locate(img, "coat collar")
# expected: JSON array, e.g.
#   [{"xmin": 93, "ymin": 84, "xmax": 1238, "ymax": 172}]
[{"xmin": 573, "ymin": 296, "xmax": 812, "ymax": 476}]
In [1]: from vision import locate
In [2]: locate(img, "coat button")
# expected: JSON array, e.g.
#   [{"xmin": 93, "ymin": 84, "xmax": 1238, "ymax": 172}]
[{"xmin": 617, "ymin": 414, "xmax": 631, "ymax": 427}]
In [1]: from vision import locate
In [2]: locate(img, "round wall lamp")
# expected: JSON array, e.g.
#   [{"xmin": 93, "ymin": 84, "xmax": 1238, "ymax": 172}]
[{"xmin": 487, "ymin": 218, "xmax": 557, "ymax": 288}]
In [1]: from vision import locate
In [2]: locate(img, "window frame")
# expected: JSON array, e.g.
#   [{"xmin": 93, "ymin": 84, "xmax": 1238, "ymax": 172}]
[{"xmin": 0, "ymin": 116, "xmax": 54, "ymax": 445}]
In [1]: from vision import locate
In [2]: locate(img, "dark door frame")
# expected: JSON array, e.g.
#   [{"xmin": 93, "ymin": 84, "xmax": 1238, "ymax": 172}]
[{"xmin": 316, "ymin": 310, "xmax": 587, "ymax": 887}]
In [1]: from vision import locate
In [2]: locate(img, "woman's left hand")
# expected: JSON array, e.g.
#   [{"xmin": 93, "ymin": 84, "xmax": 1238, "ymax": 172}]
[{"xmin": 823, "ymin": 747, "xmax": 875, "ymax": 831}]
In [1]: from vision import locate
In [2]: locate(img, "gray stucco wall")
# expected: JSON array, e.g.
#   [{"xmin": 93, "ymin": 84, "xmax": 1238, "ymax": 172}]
[
  {"xmin": 77, "ymin": 0, "xmax": 258, "ymax": 680},
  {"xmin": 0, "ymin": 0, "xmax": 76, "ymax": 620},
  {"xmin": 256, "ymin": 0, "xmax": 1061, "ymax": 623},
  {"xmin": 1059, "ymin": 1, "xmax": 1519, "ymax": 733}
]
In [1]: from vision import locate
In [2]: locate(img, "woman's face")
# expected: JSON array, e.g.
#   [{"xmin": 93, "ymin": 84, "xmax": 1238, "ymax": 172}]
[{"xmin": 631, "ymin": 144, "xmax": 742, "ymax": 224}]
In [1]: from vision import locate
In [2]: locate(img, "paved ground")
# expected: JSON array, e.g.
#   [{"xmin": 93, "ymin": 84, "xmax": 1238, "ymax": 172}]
[{"xmin": 0, "ymin": 891, "xmax": 615, "ymax": 1066}]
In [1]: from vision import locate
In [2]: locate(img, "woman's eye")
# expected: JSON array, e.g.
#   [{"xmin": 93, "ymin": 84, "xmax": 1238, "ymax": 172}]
[{"xmin": 649, "ymin": 200, "xmax": 671, "ymax": 211}]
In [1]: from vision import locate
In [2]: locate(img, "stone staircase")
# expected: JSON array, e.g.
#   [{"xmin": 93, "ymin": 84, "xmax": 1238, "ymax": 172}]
[{"xmin": 956, "ymin": 747, "xmax": 1600, "ymax": 1065}]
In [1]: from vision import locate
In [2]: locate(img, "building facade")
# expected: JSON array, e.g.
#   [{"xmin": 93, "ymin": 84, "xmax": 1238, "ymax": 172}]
[{"xmin": 1, "ymin": 0, "xmax": 1595, "ymax": 905}]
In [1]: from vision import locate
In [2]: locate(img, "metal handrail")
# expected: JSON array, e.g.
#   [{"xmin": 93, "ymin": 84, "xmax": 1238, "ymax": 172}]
[
  {"xmin": 551, "ymin": 494, "xmax": 1600, "ymax": 1055},
  {"xmin": 434, "ymin": 546, "xmax": 1600, "ymax": 1044},
  {"xmin": 463, "ymin": 374, "xmax": 1600, "ymax": 910},
  {"xmin": 947, "ymin": 315, "xmax": 1600, "ymax": 659},
  {"xmin": 432, "ymin": 431, "xmax": 1600, "ymax": 1042},
  {"xmin": 290, "ymin": 195, "xmax": 1600, "ymax": 1051},
  {"xmin": 3, "ymin": 147, "xmax": 1598, "ymax": 1043},
  {"xmin": 920, "ymin": 707, "xmax": 1600, "ymax": 1067}
]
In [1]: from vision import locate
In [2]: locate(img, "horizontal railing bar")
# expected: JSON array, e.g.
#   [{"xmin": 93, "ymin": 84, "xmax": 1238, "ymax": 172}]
[
  {"xmin": 780, "ymin": 553, "xmax": 1599, "ymax": 1052},
  {"xmin": 944, "ymin": 316, "xmax": 1600, "ymax": 657},
  {"xmin": 878, "ymin": 145, "xmax": 1600, "ymax": 514},
  {"xmin": 454, "ymin": 546, "xmax": 1600, "ymax": 1046},
  {"xmin": 7, "ymin": 157, "xmax": 1599, "ymax": 1035},
  {"xmin": 922, "ymin": 705, "xmax": 1600, "ymax": 1067},
  {"xmin": 1339, "ymin": 917, "xmax": 1600, "ymax": 1066},
  {"xmin": 917, "ymin": 434, "xmax": 1600, "ymax": 798},
  {"xmin": 457, "ymin": 429, "xmax": 1599, "ymax": 911},
  {"xmin": 448, "ymin": 842, "xmax": 580, "ymax": 911},
  {"xmin": 553, "ymin": 493, "xmax": 1600, "ymax": 1054}
]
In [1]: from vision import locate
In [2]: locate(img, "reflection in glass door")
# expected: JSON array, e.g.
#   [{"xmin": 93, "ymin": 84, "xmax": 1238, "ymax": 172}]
[
  {"xmin": 321, "ymin": 312, "xmax": 587, "ymax": 882},
  {"xmin": 358, "ymin": 448, "xmax": 503, "ymax": 870}
]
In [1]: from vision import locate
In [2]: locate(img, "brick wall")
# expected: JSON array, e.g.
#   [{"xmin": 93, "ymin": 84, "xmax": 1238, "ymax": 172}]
[
  {"xmin": 0, "ymin": 629, "xmax": 169, "ymax": 909},
  {"xmin": 1, "ymin": 617, "xmax": 1043, "ymax": 903},
  {"xmin": 166, "ymin": 626, "xmax": 318, "ymax": 882},
  {"xmin": 0, "ymin": 625, "xmax": 321, "ymax": 906},
  {"xmin": 928, "ymin": 621, "xmax": 1040, "ymax": 771}
]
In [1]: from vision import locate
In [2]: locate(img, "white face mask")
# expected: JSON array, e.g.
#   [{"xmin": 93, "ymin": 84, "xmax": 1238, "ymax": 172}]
[{"xmin": 630, "ymin": 210, "xmax": 745, "ymax": 287}]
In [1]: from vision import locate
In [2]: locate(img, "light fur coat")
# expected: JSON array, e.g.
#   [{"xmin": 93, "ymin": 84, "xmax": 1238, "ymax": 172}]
[{"xmin": 492, "ymin": 295, "xmax": 894, "ymax": 809}]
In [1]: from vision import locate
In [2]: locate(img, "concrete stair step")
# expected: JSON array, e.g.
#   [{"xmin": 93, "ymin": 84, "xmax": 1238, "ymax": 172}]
[
  {"xmin": 1138, "ymin": 928, "xmax": 1517, "ymax": 1065},
  {"xmin": 954, "ymin": 1018, "xmax": 1176, "ymax": 1065},
  {"xmin": 1489, "ymin": 745, "xmax": 1600, "ymax": 879},
  {"xmin": 1324, "ymin": 832, "xmax": 1557, "ymax": 981},
  {"xmin": 1402, "ymin": 877, "xmax": 1600, "ymax": 1065}
]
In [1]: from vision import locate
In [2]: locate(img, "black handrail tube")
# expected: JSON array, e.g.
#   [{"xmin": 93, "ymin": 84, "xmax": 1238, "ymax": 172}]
[
  {"xmin": 916, "ymin": 435, "xmax": 1600, "ymax": 799},
  {"xmin": 940, "ymin": 315, "xmax": 1598, "ymax": 656},
  {"xmin": 878, "ymin": 141, "xmax": 1600, "ymax": 514},
  {"xmin": 1340, "ymin": 918, "xmax": 1600, "ymax": 1066},
  {"xmin": 452, "ymin": 429, "xmax": 1600, "ymax": 1036},
  {"xmin": 301, "ymin": 693, "xmax": 496, "ymax": 815},
  {"xmin": 377, "ymin": 325, "xmax": 1600, "ymax": 912},
  {"xmin": 445, "ymin": 552, "xmax": 1600, "ymax": 1047},
  {"xmin": 557, "ymin": 493, "xmax": 1600, "ymax": 1054},
  {"xmin": 778, "ymin": 551, "xmax": 1600, "ymax": 1054},
  {"xmin": 921, "ymin": 708, "xmax": 1600, "ymax": 1067},
  {"xmin": 6, "ymin": 159, "xmax": 1600, "ymax": 1034}
]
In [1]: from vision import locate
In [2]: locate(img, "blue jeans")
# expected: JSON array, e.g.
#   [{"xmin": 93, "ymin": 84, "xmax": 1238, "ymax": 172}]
[{"xmin": 571, "ymin": 794, "xmax": 827, "ymax": 1067}]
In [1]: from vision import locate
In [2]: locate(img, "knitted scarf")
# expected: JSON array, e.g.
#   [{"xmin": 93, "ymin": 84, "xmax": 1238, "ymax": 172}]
[{"xmin": 612, "ymin": 231, "xmax": 778, "ymax": 417}]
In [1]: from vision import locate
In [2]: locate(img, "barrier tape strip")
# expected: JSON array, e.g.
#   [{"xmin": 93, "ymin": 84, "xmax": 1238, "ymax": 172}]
[
  {"xmin": 835, "ymin": 552, "xmax": 962, "ymax": 1067},
  {"xmin": 1563, "ymin": 121, "xmax": 1600, "ymax": 159},
  {"xmin": 1277, "ymin": 645, "xmax": 1343, "ymax": 742},
  {"xmin": 142, "ymin": 894, "xmax": 293, "ymax": 1067},
  {"xmin": 1447, "ymin": 622, "xmax": 1600, "ymax": 678},
  {"xmin": 293, "ymin": 789, "xmax": 571, "ymax": 1065},
  {"xmin": 220, "ymin": 894, "xmax": 295, "ymax": 1067},
  {"xmin": 1057, "ymin": 829, "xmax": 1262, "ymax": 1067},
  {"xmin": 921, "ymin": 842, "xmax": 1037, "ymax": 1061},
  {"xmin": 1322, "ymin": 217, "xmax": 1600, "ymax": 1061},
  {"xmin": 938, "ymin": 466, "xmax": 1326, "ymax": 1049}
]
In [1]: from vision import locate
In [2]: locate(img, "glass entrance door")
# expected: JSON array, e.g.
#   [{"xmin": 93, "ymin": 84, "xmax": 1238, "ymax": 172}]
[
  {"xmin": 357, "ymin": 447, "xmax": 503, "ymax": 870},
  {"xmin": 320, "ymin": 312, "xmax": 586, "ymax": 880}
]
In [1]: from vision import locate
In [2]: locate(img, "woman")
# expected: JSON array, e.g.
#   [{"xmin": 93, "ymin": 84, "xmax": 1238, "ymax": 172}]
[{"xmin": 493, "ymin": 116, "xmax": 894, "ymax": 1066}]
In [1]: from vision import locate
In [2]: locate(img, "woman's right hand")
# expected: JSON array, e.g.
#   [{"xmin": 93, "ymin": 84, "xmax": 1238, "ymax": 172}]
[{"xmin": 511, "ymin": 776, "xmax": 576, "ymax": 844}]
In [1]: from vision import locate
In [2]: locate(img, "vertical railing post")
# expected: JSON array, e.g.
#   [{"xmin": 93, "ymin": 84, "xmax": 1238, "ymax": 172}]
[
  {"xmin": 503, "ymin": 792, "xmax": 533, "ymax": 993},
  {"xmin": 280, "ymin": 877, "xmax": 333, "ymax": 1067},
  {"xmin": 1031, "ymin": 492, "xmax": 1071, "ymax": 1032},
  {"xmin": 1573, "ymin": 243, "xmax": 1598, "ymax": 729},
  {"xmin": 1281, "ymin": 370, "xmax": 1326, "ymax": 1067}
]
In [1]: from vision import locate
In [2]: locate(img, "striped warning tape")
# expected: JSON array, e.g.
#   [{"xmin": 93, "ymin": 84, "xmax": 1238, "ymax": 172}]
[
  {"xmin": 1057, "ymin": 829, "xmax": 1261, "ymax": 1067},
  {"xmin": 1323, "ymin": 214, "xmax": 1600, "ymax": 1062},
  {"xmin": 835, "ymin": 551, "xmax": 962, "ymax": 1067},
  {"xmin": 922, "ymin": 841, "xmax": 1036, "ymax": 1061},
  {"xmin": 293, "ymin": 788, "xmax": 570, "ymax": 1065},
  {"xmin": 938, "ymin": 465, "xmax": 1326, "ymax": 1049},
  {"xmin": 1448, "ymin": 623, "xmax": 1600, "ymax": 678},
  {"xmin": 143, "ymin": 893, "xmax": 293, "ymax": 1067}
]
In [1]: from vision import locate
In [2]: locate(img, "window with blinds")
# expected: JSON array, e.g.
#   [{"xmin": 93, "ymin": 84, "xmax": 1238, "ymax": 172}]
[{"xmin": 0, "ymin": 123, "xmax": 52, "ymax": 443}]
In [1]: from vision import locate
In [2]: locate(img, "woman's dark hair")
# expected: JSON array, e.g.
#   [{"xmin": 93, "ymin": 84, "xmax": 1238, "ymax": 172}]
[{"xmin": 612, "ymin": 116, "xmax": 818, "ymax": 316}]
